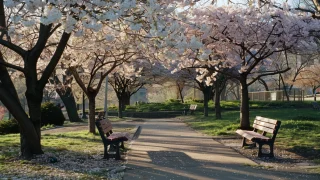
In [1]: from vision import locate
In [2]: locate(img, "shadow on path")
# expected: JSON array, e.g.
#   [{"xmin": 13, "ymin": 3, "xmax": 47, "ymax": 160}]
[{"xmin": 124, "ymin": 118, "xmax": 320, "ymax": 180}]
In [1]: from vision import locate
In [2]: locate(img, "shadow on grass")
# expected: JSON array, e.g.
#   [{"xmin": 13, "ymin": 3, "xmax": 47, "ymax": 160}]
[
  {"xmin": 287, "ymin": 146, "xmax": 320, "ymax": 159},
  {"xmin": 0, "ymin": 135, "xmax": 126, "ymax": 179}
]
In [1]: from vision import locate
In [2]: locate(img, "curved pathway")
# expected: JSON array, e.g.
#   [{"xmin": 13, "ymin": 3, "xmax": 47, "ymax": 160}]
[{"xmin": 124, "ymin": 118, "xmax": 320, "ymax": 180}]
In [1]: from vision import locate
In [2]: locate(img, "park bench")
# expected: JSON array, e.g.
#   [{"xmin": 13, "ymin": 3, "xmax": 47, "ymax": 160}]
[
  {"xmin": 189, "ymin": 104, "xmax": 197, "ymax": 115},
  {"xmin": 95, "ymin": 119, "xmax": 130, "ymax": 160},
  {"xmin": 236, "ymin": 116, "xmax": 281, "ymax": 158},
  {"xmin": 311, "ymin": 102, "xmax": 320, "ymax": 110},
  {"xmin": 183, "ymin": 104, "xmax": 197, "ymax": 115}
]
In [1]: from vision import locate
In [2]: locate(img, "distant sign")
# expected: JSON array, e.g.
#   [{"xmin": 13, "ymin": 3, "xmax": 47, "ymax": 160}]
[{"xmin": 271, "ymin": 92, "xmax": 277, "ymax": 101}]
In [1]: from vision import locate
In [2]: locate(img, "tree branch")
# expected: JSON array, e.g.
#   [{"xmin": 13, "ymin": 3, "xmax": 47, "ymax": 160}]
[
  {"xmin": 0, "ymin": 39, "xmax": 26, "ymax": 57},
  {"xmin": 39, "ymin": 32, "xmax": 71, "ymax": 89},
  {"xmin": 247, "ymin": 67, "xmax": 291, "ymax": 86},
  {"xmin": 0, "ymin": 61, "xmax": 24, "ymax": 72}
]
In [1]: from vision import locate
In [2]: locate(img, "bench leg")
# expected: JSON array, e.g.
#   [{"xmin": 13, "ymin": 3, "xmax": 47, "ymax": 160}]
[
  {"xmin": 103, "ymin": 145, "xmax": 109, "ymax": 159},
  {"xmin": 258, "ymin": 143, "xmax": 263, "ymax": 157},
  {"xmin": 269, "ymin": 143, "xmax": 274, "ymax": 158},
  {"xmin": 242, "ymin": 138, "xmax": 257, "ymax": 148},
  {"xmin": 121, "ymin": 141, "xmax": 125, "ymax": 149},
  {"xmin": 257, "ymin": 143, "xmax": 274, "ymax": 158},
  {"xmin": 115, "ymin": 143, "xmax": 121, "ymax": 160}
]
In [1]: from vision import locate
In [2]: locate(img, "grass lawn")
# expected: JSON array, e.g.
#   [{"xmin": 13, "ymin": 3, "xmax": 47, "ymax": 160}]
[
  {"xmin": 0, "ymin": 127, "xmax": 134, "ymax": 179},
  {"xmin": 184, "ymin": 108, "xmax": 320, "ymax": 162}
]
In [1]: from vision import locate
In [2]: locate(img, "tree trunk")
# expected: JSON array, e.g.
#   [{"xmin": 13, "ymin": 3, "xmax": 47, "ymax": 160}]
[
  {"xmin": 240, "ymin": 77, "xmax": 250, "ymax": 130},
  {"xmin": 122, "ymin": 93, "xmax": 130, "ymax": 111},
  {"xmin": 25, "ymin": 91, "xmax": 43, "ymax": 144},
  {"xmin": 236, "ymin": 84, "xmax": 240, "ymax": 100},
  {"xmin": 220, "ymin": 86, "xmax": 227, "ymax": 101},
  {"xmin": 203, "ymin": 86, "xmax": 211, "ymax": 117},
  {"xmin": 0, "ymin": 87, "xmax": 43, "ymax": 159},
  {"xmin": 179, "ymin": 88, "xmax": 184, "ymax": 103},
  {"xmin": 88, "ymin": 95, "xmax": 96, "ymax": 133},
  {"xmin": 0, "ymin": 53, "xmax": 43, "ymax": 159},
  {"xmin": 56, "ymin": 87, "xmax": 81, "ymax": 122},
  {"xmin": 280, "ymin": 74, "xmax": 289, "ymax": 101},
  {"xmin": 118, "ymin": 99, "xmax": 123, "ymax": 118},
  {"xmin": 176, "ymin": 83, "xmax": 185, "ymax": 103},
  {"xmin": 215, "ymin": 85, "xmax": 222, "ymax": 119},
  {"xmin": 313, "ymin": 87, "xmax": 317, "ymax": 101}
]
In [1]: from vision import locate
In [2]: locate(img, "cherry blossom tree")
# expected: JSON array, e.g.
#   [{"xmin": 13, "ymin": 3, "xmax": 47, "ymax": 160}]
[
  {"xmin": 178, "ymin": 5, "xmax": 320, "ymax": 129},
  {"xmin": 170, "ymin": 69, "xmax": 195, "ymax": 103},
  {"xmin": 0, "ymin": 0, "xmax": 194, "ymax": 158},
  {"xmin": 66, "ymin": 30, "xmax": 145, "ymax": 132},
  {"xmin": 109, "ymin": 60, "xmax": 168, "ymax": 118}
]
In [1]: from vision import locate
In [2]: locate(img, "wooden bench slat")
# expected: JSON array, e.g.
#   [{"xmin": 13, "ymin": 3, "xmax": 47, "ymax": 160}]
[
  {"xmin": 256, "ymin": 116, "xmax": 278, "ymax": 124},
  {"xmin": 254, "ymin": 120, "xmax": 276, "ymax": 129},
  {"xmin": 253, "ymin": 124, "xmax": 275, "ymax": 134},
  {"xmin": 190, "ymin": 105, "xmax": 197, "ymax": 110},
  {"xmin": 236, "ymin": 130, "xmax": 271, "ymax": 141},
  {"xmin": 100, "ymin": 120, "xmax": 113, "ymax": 133}
]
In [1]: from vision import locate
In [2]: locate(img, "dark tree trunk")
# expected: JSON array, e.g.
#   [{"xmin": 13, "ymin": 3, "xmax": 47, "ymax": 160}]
[
  {"xmin": 24, "ymin": 86, "xmax": 43, "ymax": 154},
  {"xmin": 313, "ymin": 88, "xmax": 317, "ymax": 101},
  {"xmin": 220, "ymin": 86, "xmax": 227, "ymax": 101},
  {"xmin": 56, "ymin": 87, "xmax": 81, "ymax": 122},
  {"xmin": 215, "ymin": 85, "xmax": 222, "ymax": 119},
  {"xmin": 0, "ymin": 87, "xmax": 43, "ymax": 159},
  {"xmin": 176, "ymin": 83, "xmax": 185, "ymax": 103},
  {"xmin": 203, "ymin": 86, "xmax": 211, "ymax": 117},
  {"xmin": 122, "ymin": 93, "xmax": 130, "ymax": 110},
  {"xmin": 236, "ymin": 85, "xmax": 240, "ymax": 100},
  {"xmin": 118, "ymin": 99, "xmax": 123, "ymax": 118},
  {"xmin": 239, "ymin": 76, "xmax": 250, "ymax": 130},
  {"xmin": 280, "ymin": 74, "xmax": 289, "ymax": 101},
  {"xmin": 179, "ymin": 88, "xmax": 184, "ymax": 103},
  {"xmin": 88, "ymin": 94, "xmax": 96, "ymax": 133}
]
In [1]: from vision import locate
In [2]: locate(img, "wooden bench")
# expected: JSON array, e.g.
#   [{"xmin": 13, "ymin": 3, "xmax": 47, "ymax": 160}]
[
  {"xmin": 183, "ymin": 104, "xmax": 198, "ymax": 115},
  {"xmin": 95, "ymin": 119, "xmax": 130, "ymax": 160},
  {"xmin": 236, "ymin": 116, "xmax": 281, "ymax": 158},
  {"xmin": 189, "ymin": 104, "xmax": 197, "ymax": 115},
  {"xmin": 312, "ymin": 102, "xmax": 320, "ymax": 110}
]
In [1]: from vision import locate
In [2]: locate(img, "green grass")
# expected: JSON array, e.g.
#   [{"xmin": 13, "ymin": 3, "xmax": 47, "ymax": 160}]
[
  {"xmin": 0, "ymin": 127, "xmax": 134, "ymax": 179},
  {"xmin": 184, "ymin": 108, "xmax": 320, "ymax": 161},
  {"xmin": 105, "ymin": 100, "xmax": 316, "ymax": 112},
  {"xmin": 41, "ymin": 124, "xmax": 56, "ymax": 130}
]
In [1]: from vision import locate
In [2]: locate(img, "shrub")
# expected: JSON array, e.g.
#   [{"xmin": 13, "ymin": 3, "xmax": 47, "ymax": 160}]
[
  {"xmin": 166, "ymin": 99, "xmax": 181, "ymax": 104},
  {"xmin": 41, "ymin": 102, "xmax": 65, "ymax": 126},
  {"xmin": 0, "ymin": 119, "xmax": 20, "ymax": 135}
]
